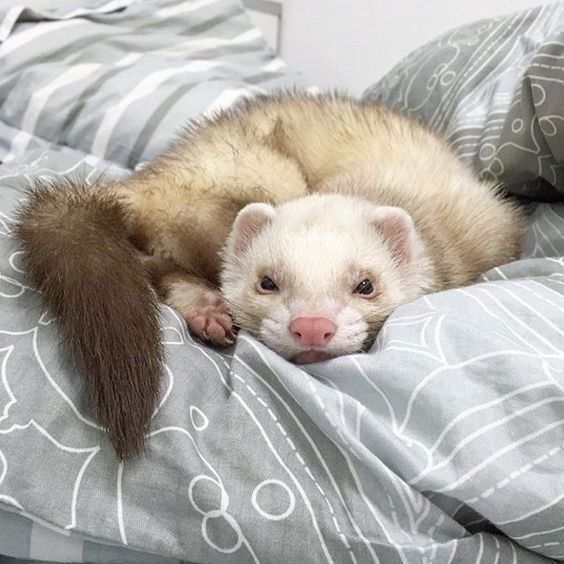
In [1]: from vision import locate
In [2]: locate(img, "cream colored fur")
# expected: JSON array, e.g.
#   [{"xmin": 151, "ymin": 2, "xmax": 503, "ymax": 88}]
[
  {"xmin": 221, "ymin": 194, "xmax": 435, "ymax": 360},
  {"xmin": 15, "ymin": 92, "xmax": 526, "ymax": 458},
  {"xmin": 106, "ymin": 92, "xmax": 524, "ymax": 359}
]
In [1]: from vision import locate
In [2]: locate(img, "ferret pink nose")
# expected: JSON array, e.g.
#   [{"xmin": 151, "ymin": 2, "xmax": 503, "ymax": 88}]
[{"xmin": 289, "ymin": 317, "xmax": 337, "ymax": 347}]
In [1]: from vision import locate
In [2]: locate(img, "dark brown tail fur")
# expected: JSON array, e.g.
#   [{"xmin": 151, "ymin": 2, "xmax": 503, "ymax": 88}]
[{"xmin": 15, "ymin": 180, "xmax": 163, "ymax": 459}]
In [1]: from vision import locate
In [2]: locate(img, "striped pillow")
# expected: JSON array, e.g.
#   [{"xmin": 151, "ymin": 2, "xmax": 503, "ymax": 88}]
[{"xmin": 0, "ymin": 0, "xmax": 302, "ymax": 169}]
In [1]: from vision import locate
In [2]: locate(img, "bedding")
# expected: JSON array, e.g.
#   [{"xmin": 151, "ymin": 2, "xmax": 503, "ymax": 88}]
[
  {"xmin": 1, "ymin": 1, "xmax": 564, "ymax": 563},
  {"xmin": 364, "ymin": 1, "xmax": 564, "ymax": 201},
  {"xmin": 0, "ymin": 0, "xmax": 299, "ymax": 169}
]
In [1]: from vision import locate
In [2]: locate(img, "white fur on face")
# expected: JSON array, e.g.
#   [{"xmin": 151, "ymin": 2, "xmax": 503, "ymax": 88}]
[{"xmin": 221, "ymin": 194, "xmax": 429, "ymax": 362}]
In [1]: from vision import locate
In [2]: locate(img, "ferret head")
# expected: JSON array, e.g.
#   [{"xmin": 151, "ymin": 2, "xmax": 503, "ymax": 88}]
[{"xmin": 220, "ymin": 194, "xmax": 431, "ymax": 363}]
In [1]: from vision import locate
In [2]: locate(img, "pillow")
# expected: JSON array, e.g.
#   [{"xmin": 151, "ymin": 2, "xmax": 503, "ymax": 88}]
[
  {"xmin": 0, "ymin": 0, "xmax": 138, "ymax": 40},
  {"xmin": 0, "ymin": 0, "xmax": 303, "ymax": 169},
  {"xmin": 364, "ymin": 2, "xmax": 564, "ymax": 201}
]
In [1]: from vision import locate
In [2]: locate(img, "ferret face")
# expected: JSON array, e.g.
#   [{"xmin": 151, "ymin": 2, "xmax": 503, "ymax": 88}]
[{"xmin": 221, "ymin": 194, "xmax": 427, "ymax": 363}]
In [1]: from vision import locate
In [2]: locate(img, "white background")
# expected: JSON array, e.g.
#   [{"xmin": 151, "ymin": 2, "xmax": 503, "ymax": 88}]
[{"xmin": 278, "ymin": 0, "xmax": 547, "ymax": 94}]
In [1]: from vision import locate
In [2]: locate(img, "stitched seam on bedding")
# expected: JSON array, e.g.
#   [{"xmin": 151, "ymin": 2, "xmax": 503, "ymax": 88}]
[{"xmin": 231, "ymin": 371, "xmax": 354, "ymax": 553}]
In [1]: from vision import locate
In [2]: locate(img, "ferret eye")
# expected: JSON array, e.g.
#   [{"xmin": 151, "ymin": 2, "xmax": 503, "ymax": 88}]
[
  {"xmin": 354, "ymin": 279, "xmax": 375, "ymax": 297},
  {"xmin": 258, "ymin": 276, "xmax": 279, "ymax": 293}
]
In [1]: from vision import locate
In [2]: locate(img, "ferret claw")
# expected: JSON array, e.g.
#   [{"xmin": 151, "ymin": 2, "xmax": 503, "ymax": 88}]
[{"xmin": 183, "ymin": 303, "xmax": 235, "ymax": 347}]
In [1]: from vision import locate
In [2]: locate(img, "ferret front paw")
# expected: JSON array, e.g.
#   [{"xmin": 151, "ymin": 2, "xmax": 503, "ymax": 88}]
[{"xmin": 182, "ymin": 291, "xmax": 235, "ymax": 347}]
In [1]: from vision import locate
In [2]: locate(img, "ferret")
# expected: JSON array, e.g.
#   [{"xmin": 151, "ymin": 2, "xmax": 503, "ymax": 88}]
[{"xmin": 15, "ymin": 92, "xmax": 524, "ymax": 458}]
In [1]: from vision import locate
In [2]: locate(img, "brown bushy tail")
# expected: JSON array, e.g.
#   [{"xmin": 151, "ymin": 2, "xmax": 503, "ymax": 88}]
[{"xmin": 15, "ymin": 180, "xmax": 163, "ymax": 459}]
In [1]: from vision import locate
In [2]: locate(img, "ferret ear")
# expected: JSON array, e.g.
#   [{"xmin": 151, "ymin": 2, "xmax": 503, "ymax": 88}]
[
  {"xmin": 370, "ymin": 206, "xmax": 415, "ymax": 265},
  {"xmin": 230, "ymin": 203, "xmax": 276, "ymax": 254}
]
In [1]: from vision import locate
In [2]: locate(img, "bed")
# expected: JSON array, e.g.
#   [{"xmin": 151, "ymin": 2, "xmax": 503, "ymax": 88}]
[{"xmin": 0, "ymin": 1, "xmax": 563, "ymax": 562}]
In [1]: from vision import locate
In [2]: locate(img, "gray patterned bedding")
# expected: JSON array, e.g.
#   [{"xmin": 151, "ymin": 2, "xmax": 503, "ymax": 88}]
[{"xmin": 1, "ymin": 2, "xmax": 564, "ymax": 563}]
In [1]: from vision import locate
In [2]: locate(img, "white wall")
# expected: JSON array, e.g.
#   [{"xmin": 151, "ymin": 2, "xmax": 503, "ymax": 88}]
[{"xmin": 280, "ymin": 0, "xmax": 546, "ymax": 94}]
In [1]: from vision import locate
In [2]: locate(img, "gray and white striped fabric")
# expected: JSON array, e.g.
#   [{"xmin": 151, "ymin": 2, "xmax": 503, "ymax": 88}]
[
  {"xmin": 2, "ymin": 2, "xmax": 564, "ymax": 563},
  {"xmin": 0, "ymin": 0, "xmax": 302, "ymax": 170}
]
